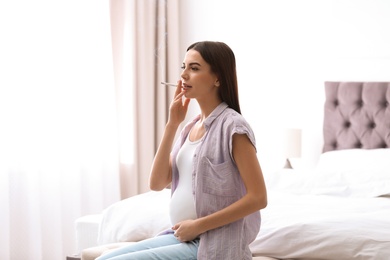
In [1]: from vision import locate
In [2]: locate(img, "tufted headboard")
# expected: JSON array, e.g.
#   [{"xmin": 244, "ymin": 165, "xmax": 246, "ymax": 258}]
[{"xmin": 323, "ymin": 81, "xmax": 390, "ymax": 153}]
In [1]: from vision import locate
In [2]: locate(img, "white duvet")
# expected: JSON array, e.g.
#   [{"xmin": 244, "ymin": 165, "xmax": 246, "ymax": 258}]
[{"xmin": 250, "ymin": 190, "xmax": 390, "ymax": 259}]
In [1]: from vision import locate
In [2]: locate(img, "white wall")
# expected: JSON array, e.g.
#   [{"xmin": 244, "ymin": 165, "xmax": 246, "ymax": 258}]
[{"xmin": 178, "ymin": 0, "xmax": 390, "ymax": 174}]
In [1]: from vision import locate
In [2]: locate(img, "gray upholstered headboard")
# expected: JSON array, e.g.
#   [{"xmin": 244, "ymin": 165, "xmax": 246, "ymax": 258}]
[{"xmin": 323, "ymin": 82, "xmax": 390, "ymax": 153}]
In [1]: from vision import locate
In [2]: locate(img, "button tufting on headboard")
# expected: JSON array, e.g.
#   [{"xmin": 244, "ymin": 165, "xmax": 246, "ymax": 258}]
[{"xmin": 323, "ymin": 82, "xmax": 390, "ymax": 153}]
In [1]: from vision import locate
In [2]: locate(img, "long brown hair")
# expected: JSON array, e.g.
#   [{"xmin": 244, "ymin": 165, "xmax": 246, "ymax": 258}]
[{"xmin": 187, "ymin": 41, "xmax": 241, "ymax": 114}]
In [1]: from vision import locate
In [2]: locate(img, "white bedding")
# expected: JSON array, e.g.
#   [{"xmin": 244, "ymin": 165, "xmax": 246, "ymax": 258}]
[
  {"xmin": 93, "ymin": 149, "xmax": 390, "ymax": 259},
  {"xmin": 251, "ymin": 190, "xmax": 390, "ymax": 259}
]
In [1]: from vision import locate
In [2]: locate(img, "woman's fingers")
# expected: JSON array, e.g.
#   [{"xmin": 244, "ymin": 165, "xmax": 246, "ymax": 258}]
[
  {"xmin": 168, "ymin": 80, "xmax": 190, "ymax": 125},
  {"xmin": 173, "ymin": 80, "xmax": 182, "ymax": 96}
]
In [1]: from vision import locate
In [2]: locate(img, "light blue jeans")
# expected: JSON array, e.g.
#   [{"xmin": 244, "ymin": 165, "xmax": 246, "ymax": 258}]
[{"xmin": 95, "ymin": 233, "xmax": 199, "ymax": 260}]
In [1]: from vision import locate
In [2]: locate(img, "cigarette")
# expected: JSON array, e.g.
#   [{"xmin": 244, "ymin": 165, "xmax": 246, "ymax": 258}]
[{"xmin": 160, "ymin": 81, "xmax": 177, "ymax": 87}]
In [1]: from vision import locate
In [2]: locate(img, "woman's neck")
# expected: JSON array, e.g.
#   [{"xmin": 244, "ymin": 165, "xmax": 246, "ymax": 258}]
[{"xmin": 197, "ymin": 98, "xmax": 222, "ymax": 122}]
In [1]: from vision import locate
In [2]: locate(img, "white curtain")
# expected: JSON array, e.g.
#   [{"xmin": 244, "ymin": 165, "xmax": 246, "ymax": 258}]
[
  {"xmin": 112, "ymin": 0, "xmax": 181, "ymax": 198},
  {"xmin": 0, "ymin": 1, "xmax": 120, "ymax": 259},
  {"xmin": 0, "ymin": 0, "xmax": 181, "ymax": 258}
]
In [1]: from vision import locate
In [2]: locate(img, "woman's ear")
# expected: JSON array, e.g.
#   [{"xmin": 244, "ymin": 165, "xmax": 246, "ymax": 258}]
[{"xmin": 215, "ymin": 79, "xmax": 220, "ymax": 87}]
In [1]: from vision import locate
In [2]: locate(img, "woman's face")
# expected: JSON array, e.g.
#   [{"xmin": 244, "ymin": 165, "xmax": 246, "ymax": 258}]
[{"xmin": 180, "ymin": 49, "xmax": 219, "ymax": 100}]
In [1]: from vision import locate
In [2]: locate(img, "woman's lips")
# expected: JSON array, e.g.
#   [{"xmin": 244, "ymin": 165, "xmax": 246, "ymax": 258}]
[{"xmin": 182, "ymin": 83, "xmax": 192, "ymax": 89}]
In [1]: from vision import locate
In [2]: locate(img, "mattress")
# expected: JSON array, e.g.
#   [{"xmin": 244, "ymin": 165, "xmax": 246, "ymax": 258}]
[{"xmin": 75, "ymin": 214, "xmax": 102, "ymax": 253}]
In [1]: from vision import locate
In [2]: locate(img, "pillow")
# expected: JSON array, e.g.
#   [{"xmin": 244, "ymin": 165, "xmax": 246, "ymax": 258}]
[
  {"xmin": 97, "ymin": 189, "xmax": 172, "ymax": 245},
  {"xmin": 265, "ymin": 168, "xmax": 312, "ymax": 194},
  {"xmin": 309, "ymin": 148, "xmax": 390, "ymax": 197}
]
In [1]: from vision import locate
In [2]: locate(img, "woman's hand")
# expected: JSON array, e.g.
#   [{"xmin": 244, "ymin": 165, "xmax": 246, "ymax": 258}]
[
  {"xmin": 167, "ymin": 80, "xmax": 191, "ymax": 127},
  {"xmin": 149, "ymin": 80, "xmax": 191, "ymax": 191},
  {"xmin": 172, "ymin": 219, "xmax": 200, "ymax": 242}
]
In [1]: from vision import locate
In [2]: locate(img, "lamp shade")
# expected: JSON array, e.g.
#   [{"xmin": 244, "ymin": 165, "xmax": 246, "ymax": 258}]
[{"xmin": 283, "ymin": 128, "xmax": 302, "ymax": 158}]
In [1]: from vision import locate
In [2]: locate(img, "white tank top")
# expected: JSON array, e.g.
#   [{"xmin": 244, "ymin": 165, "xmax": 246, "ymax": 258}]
[{"xmin": 169, "ymin": 134, "xmax": 201, "ymax": 225}]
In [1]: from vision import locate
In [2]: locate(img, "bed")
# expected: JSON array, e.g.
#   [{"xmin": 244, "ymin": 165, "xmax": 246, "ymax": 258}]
[{"xmin": 74, "ymin": 81, "xmax": 390, "ymax": 260}]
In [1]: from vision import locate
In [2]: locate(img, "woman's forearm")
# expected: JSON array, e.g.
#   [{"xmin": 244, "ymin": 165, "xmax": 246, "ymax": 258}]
[{"xmin": 149, "ymin": 122, "xmax": 180, "ymax": 191}]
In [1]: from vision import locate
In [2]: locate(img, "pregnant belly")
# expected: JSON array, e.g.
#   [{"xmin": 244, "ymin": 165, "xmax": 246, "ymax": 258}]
[{"xmin": 169, "ymin": 187, "xmax": 197, "ymax": 225}]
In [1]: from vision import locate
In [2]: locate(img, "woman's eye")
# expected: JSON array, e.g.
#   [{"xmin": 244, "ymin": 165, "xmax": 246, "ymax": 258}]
[{"xmin": 181, "ymin": 65, "xmax": 199, "ymax": 71}]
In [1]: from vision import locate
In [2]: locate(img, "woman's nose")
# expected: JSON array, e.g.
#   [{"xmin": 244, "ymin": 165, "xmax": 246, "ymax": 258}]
[{"xmin": 181, "ymin": 70, "xmax": 188, "ymax": 80}]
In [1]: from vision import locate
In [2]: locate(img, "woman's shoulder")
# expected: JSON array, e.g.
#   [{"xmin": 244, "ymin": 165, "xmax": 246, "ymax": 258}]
[
  {"xmin": 221, "ymin": 109, "xmax": 256, "ymax": 148},
  {"xmin": 220, "ymin": 107, "xmax": 251, "ymax": 126},
  {"xmin": 218, "ymin": 108, "xmax": 254, "ymax": 136}
]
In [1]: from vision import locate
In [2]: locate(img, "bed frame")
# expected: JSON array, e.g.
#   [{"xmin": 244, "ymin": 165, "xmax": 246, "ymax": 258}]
[{"xmin": 323, "ymin": 81, "xmax": 390, "ymax": 152}]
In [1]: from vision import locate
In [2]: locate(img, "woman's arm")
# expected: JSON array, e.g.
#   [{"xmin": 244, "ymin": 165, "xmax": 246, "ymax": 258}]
[
  {"xmin": 149, "ymin": 81, "xmax": 190, "ymax": 191},
  {"xmin": 172, "ymin": 133, "xmax": 267, "ymax": 241}
]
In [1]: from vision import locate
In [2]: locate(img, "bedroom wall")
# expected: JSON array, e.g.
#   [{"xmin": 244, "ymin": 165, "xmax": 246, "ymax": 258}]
[{"xmin": 177, "ymin": 0, "xmax": 390, "ymax": 174}]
